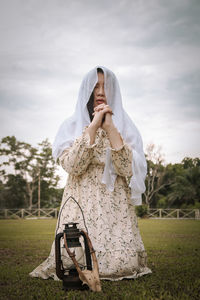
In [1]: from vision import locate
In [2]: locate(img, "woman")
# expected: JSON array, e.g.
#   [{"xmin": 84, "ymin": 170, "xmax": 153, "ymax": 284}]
[{"xmin": 29, "ymin": 66, "xmax": 152, "ymax": 280}]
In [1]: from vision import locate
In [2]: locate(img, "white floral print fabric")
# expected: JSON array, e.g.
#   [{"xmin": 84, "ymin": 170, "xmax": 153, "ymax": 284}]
[{"xmin": 29, "ymin": 127, "xmax": 152, "ymax": 281}]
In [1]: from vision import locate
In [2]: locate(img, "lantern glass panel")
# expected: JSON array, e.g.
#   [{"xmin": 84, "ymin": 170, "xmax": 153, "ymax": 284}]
[{"xmin": 60, "ymin": 236, "xmax": 86, "ymax": 272}]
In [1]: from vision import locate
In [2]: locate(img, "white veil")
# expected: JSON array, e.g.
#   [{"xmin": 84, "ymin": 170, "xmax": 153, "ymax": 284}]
[{"xmin": 52, "ymin": 66, "xmax": 147, "ymax": 206}]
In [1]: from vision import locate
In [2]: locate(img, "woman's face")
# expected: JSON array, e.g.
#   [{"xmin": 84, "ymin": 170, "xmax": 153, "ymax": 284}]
[{"xmin": 93, "ymin": 72, "xmax": 107, "ymax": 108}]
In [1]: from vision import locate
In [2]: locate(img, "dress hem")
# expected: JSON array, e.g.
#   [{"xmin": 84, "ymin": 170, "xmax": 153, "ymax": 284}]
[
  {"xmin": 29, "ymin": 267, "xmax": 152, "ymax": 282},
  {"xmin": 100, "ymin": 267, "xmax": 152, "ymax": 281}
]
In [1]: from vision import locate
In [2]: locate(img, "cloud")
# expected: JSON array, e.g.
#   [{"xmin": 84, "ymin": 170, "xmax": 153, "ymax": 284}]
[{"xmin": 0, "ymin": 0, "xmax": 200, "ymax": 170}]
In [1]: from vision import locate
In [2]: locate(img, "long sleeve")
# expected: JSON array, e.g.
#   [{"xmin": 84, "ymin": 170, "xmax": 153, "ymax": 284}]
[
  {"xmin": 110, "ymin": 142, "xmax": 133, "ymax": 177},
  {"xmin": 59, "ymin": 129, "xmax": 96, "ymax": 176}
]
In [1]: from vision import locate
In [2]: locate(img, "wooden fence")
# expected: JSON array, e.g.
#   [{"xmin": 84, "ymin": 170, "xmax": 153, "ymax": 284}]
[
  {"xmin": 0, "ymin": 208, "xmax": 199, "ymax": 220},
  {"xmin": 0, "ymin": 208, "xmax": 58, "ymax": 219},
  {"xmin": 147, "ymin": 208, "xmax": 200, "ymax": 220}
]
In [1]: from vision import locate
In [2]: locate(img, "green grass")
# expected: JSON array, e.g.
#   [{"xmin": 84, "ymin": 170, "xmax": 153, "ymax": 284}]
[{"xmin": 0, "ymin": 219, "xmax": 200, "ymax": 300}]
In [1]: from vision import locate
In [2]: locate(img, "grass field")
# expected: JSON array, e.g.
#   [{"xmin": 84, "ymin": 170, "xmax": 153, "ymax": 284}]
[{"xmin": 0, "ymin": 219, "xmax": 200, "ymax": 300}]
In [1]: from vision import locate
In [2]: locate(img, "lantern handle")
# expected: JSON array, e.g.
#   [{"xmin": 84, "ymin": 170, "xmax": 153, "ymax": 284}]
[{"xmin": 56, "ymin": 196, "xmax": 88, "ymax": 236}]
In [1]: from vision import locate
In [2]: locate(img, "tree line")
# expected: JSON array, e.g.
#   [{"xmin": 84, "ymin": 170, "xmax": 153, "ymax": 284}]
[
  {"xmin": 144, "ymin": 144, "xmax": 200, "ymax": 209},
  {"xmin": 0, "ymin": 136, "xmax": 62, "ymax": 209},
  {"xmin": 0, "ymin": 136, "xmax": 199, "ymax": 209}
]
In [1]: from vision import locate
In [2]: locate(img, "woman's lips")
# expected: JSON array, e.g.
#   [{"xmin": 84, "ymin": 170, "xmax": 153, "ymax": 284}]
[{"xmin": 97, "ymin": 100, "xmax": 105, "ymax": 104}]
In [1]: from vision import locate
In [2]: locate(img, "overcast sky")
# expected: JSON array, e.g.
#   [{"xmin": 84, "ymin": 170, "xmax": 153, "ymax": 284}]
[{"xmin": 0, "ymin": 0, "xmax": 200, "ymax": 184}]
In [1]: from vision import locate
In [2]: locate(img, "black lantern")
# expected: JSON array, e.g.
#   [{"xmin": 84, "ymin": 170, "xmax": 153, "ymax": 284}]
[{"xmin": 55, "ymin": 222, "xmax": 92, "ymax": 290}]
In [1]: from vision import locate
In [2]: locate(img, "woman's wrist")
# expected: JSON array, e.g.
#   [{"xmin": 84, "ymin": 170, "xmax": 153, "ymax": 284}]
[
  {"xmin": 106, "ymin": 125, "xmax": 123, "ymax": 149},
  {"xmin": 104, "ymin": 123, "xmax": 116, "ymax": 135},
  {"xmin": 86, "ymin": 123, "xmax": 98, "ymax": 145},
  {"xmin": 88, "ymin": 122, "xmax": 99, "ymax": 132}
]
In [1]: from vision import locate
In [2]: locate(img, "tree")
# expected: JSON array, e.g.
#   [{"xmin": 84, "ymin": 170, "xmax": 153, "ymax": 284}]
[
  {"xmin": 0, "ymin": 136, "xmax": 61, "ymax": 208},
  {"xmin": 144, "ymin": 143, "xmax": 172, "ymax": 208},
  {"xmin": 164, "ymin": 158, "xmax": 200, "ymax": 208},
  {"xmin": 0, "ymin": 136, "xmax": 39, "ymax": 208},
  {"xmin": 33, "ymin": 139, "xmax": 60, "ymax": 207},
  {"xmin": 0, "ymin": 174, "xmax": 28, "ymax": 208}
]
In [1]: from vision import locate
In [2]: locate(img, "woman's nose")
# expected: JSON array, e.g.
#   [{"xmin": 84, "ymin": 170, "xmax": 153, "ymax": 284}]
[{"xmin": 98, "ymin": 85, "xmax": 105, "ymax": 95}]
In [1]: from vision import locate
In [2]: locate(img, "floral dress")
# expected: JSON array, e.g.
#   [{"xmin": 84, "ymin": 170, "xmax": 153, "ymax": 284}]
[{"xmin": 29, "ymin": 127, "xmax": 152, "ymax": 281}]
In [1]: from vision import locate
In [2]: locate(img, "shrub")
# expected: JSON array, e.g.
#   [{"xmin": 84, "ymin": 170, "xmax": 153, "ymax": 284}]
[{"xmin": 135, "ymin": 204, "xmax": 148, "ymax": 218}]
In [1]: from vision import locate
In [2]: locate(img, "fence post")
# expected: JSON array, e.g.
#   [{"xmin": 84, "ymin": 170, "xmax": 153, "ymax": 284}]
[
  {"xmin": 5, "ymin": 209, "xmax": 8, "ymax": 219},
  {"xmin": 195, "ymin": 209, "xmax": 200, "ymax": 220},
  {"xmin": 177, "ymin": 209, "xmax": 179, "ymax": 219},
  {"xmin": 159, "ymin": 209, "xmax": 162, "ymax": 218},
  {"xmin": 21, "ymin": 209, "xmax": 24, "ymax": 219}
]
